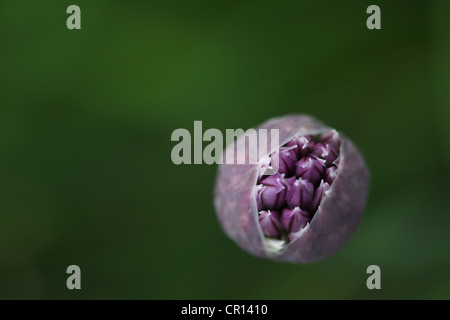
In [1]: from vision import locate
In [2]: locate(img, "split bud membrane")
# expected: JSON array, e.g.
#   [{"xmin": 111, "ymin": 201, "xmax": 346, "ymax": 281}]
[{"xmin": 256, "ymin": 130, "xmax": 340, "ymax": 244}]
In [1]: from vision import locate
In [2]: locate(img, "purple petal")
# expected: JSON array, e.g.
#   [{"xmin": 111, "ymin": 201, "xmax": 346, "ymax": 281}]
[
  {"xmin": 288, "ymin": 136, "xmax": 315, "ymax": 157},
  {"xmin": 281, "ymin": 207, "xmax": 311, "ymax": 233},
  {"xmin": 257, "ymin": 156, "xmax": 272, "ymax": 182},
  {"xmin": 286, "ymin": 140, "xmax": 300, "ymax": 158},
  {"xmin": 256, "ymin": 184, "xmax": 265, "ymax": 211},
  {"xmin": 271, "ymin": 145, "xmax": 298, "ymax": 176},
  {"xmin": 285, "ymin": 177, "xmax": 314, "ymax": 208},
  {"xmin": 325, "ymin": 165, "xmax": 338, "ymax": 185},
  {"xmin": 320, "ymin": 130, "xmax": 340, "ymax": 153},
  {"xmin": 259, "ymin": 210, "xmax": 283, "ymax": 237},
  {"xmin": 258, "ymin": 173, "xmax": 287, "ymax": 210},
  {"xmin": 310, "ymin": 179, "xmax": 330, "ymax": 212},
  {"xmin": 294, "ymin": 155, "xmax": 326, "ymax": 184},
  {"xmin": 312, "ymin": 142, "xmax": 339, "ymax": 166}
]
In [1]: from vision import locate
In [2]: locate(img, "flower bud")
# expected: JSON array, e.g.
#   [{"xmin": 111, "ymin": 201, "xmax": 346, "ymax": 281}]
[
  {"xmin": 312, "ymin": 142, "xmax": 339, "ymax": 166},
  {"xmin": 256, "ymin": 173, "xmax": 287, "ymax": 210},
  {"xmin": 288, "ymin": 136, "xmax": 315, "ymax": 157},
  {"xmin": 257, "ymin": 156, "xmax": 272, "ymax": 182},
  {"xmin": 258, "ymin": 210, "xmax": 283, "ymax": 238},
  {"xmin": 281, "ymin": 207, "xmax": 311, "ymax": 234},
  {"xmin": 214, "ymin": 114, "xmax": 369, "ymax": 263},
  {"xmin": 309, "ymin": 179, "xmax": 330, "ymax": 213},
  {"xmin": 294, "ymin": 155, "xmax": 326, "ymax": 184},
  {"xmin": 285, "ymin": 177, "xmax": 314, "ymax": 208},
  {"xmin": 271, "ymin": 145, "xmax": 298, "ymax": 176},
  {"xmin": 325, "ymin": 165, "xmax": 338, "ymax": 185}
]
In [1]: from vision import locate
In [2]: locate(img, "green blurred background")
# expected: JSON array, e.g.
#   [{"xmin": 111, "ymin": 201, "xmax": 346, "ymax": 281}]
[{"xmin": 0, "ymin": 0, "xmax": 449, "ymax": 299}]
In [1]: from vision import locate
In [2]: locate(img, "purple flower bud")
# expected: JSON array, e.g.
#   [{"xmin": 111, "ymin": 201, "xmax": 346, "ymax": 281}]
[
  {"xmin": 287, "ymin": 136, "xmax": 315, "ymax": 157},
  {"xmin": 285, "ymin": 177, "xmax": 314, "ymax": 209},
  {"xmin": 271, "ymin": 145, "xmax": 298, "ymax": 176},
  {"xmin": 257, "ymin": 173, "xmax": 286, "ymax": 210},
  {"xmin": 325, "ymin": 165, "xmax": 338, "ymax": 185},
  {"xmin": 281, "ymin": 207, "xmax": 311, "ymax": 233},
  {"xmin": 255, "ymin": 184, "xmax": 264, "ymax": 211},
  {"xmin": 311, "ymin": 142, "xmax": 339, "ymax": 166},
  {"xmin": 214, "ymin": 114, "xmax": 369, "ymax": 263},
  {"xmin": 310, "ymin": 179, "xmax": 330, "ymax": 213},
  {"xmin": 258, "ymin": 210, "xmax": 283, "ymax": 238},
  {"xmin": 321, "ymin": 129, "xmax": 340, "ymax": 151},
  {"xmin": 294, "ymin": 155, "xmax": 326, "ymax": 184},
  {"xmin": 257, "ymin": 156, "xmax": 272, "ymax": 182}
]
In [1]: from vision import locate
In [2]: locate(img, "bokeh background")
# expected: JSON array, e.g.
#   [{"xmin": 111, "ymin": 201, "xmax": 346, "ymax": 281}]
[{"xmin": 0, "ymin": 0, "xmax": 449, "ymax": 299}]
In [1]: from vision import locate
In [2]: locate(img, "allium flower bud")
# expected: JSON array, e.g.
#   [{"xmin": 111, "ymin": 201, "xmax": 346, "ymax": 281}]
[
  {"xmin": 271, "ymin": 146, "xmax": 298, "ymax": 176},
  {"xmin": 288, "ymin": 136, "xmax": 315, "ymax": 157},
  {"xmin": 257, "ymin": 156, "xmax": 272, "ymax": 182},
  {"xmin": 256, "ymin": 173, "xmax": 287, "ymax": 210},
  {"xmin": 312, "ymin": 142, "xmax": 339, "ymax": 166},
  {"xmin": 294, "ymin": 155, "xmax": 326, "ymax": 184},
  {"xmin": 309, "ymin": 179, "xmax": 330, "ymax": 213},
  {"xmin": 259, "ymin": 210, "xmax": 283, "ymax": 238},
  {"xmin": 321, "ymin": 129, "xmax": 340, "ymax": 149},
  {"xmin": 325, "ymin": 165, "xmax": 338, "ymax": 185},
  {"xmin": 214, "ymin": 114, "xmax": 369, "ymax": 263},
  {"xmin": 285, "ymin": 177, "xmax": 314, "ymax": 208},
  {"xmin": 281, "ymin": 207, "xmax": 311, "ymax": 234}
]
